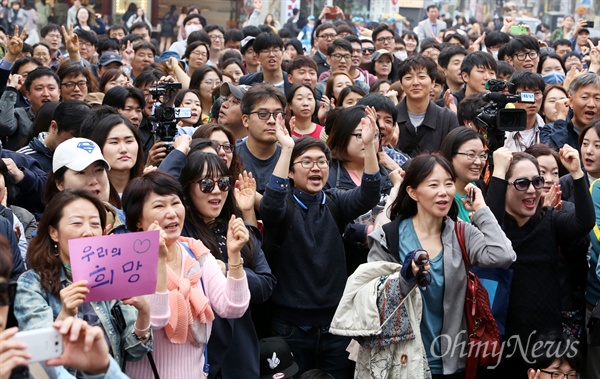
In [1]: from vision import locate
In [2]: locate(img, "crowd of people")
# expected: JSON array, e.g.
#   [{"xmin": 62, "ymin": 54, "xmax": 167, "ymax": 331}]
[{"xmin": 0, "ymin": 1, "xmax": 599, "ymax": 378}]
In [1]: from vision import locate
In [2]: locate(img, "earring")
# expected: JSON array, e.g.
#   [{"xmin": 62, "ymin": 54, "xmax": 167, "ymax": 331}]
[{"xmin": 54, "ymin": 244, "xmax": 59, "ymax": 257}]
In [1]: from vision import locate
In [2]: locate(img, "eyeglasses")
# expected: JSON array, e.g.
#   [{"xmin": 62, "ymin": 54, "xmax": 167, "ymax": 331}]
[
  {"xmin": 376, "ymin": 36, "xmax": 394, "ymax": 43},
  {"xmin": 212, "ymin": 142, "xmax": 234, "ymax": 153},
  {"xmin": 45, "ymin": 33, "xmax": 61, "ymax": 39},
  {"xmin": 539, "ymin": 370, "xmax": 580, "ymax": 379},
  {"xmin": 78, "ymin": 41, "xmax": 93, "ymax": 48},
  {"xmin": 293, "ymin": 159, "xmax": 329, "ymax": 169},
  {"xmin": 34, "ymin": 53, "xmax": 50, "ymax": 58},
  {"xmin": 209, "ymin": 34, "xmax": 224, "ymax": 40},
  {"xmin": 0, "ymin": 281, "xmax": 17, "ymax": 306},
  {"xmin": 514, "ymin": 51, "xmax": 539, "ymax": 61},
  {"xmin": 248, "ymin": 110, "xmax": 285, "ymax": 120},
  {"xmin": 350, "ymin": 133, "xmax": 380, "ymax": 142},
  {"xmin": 508, "ymin": 176, "xmax": 545, "ymax": 191},
  {"xmin": 259, "ymin": 48, "xmax": 282, "ymax": 56},
  {"xmin": 198, "ymin": 177, "xmax": 231, "ymax": 193},
  {"xmin": 190, "ymin": 50, "xmax": 207, "ymax": 57},
  {"xmin": 362, "ymin": 47, "xmax": 375, "ymax": 54},
  {"xmin": 62, "ymin": 80, "xmax": 88, "ymax": 90},
  {"xmin": 318, "ymin": 33, "xmax": 337, "ymax": 40},
  {"xmin": 201, "ymin": 80, "xmax": 222, "ymax": 87},
  {"xmin": 330, "ymin": 53, "xmax": 351, "ymax": 61},
  {"xmin": 455, "ymin": 151, "xmax": 488, "ymax": 161}
]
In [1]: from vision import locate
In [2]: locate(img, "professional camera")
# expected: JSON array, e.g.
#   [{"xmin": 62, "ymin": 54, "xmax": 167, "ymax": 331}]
[
  {"xmin": 476, "ymin": 79, "xmax": 534, "ymax": 151},
  {"xmin": 148, "ymin": 82, "xmax": 192, "ymax": 153}
]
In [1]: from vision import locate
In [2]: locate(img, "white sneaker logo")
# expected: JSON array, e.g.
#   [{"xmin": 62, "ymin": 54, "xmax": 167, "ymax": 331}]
[{"xmin": 267, "ymin": 352, "xmax": 280, "ymax": 369}]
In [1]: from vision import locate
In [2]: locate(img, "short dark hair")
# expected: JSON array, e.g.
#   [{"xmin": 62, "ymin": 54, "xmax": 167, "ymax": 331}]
[
  {"xmin": 457, "ymin": 93, "xmax": 486, "ymax": 126},
  {"xmin": 98, "ymin": 38, "xmax": 121, "ymax": 56},
  {"xmin": 372, "ymin": 24, "xmax": 395, "ymax": 42},
  {"xmin": 0, "ymin": 235, "xmax": 13, "ymax": 280},
  {"xmin": 120, "ymin": 33, "xmax": 142, "ymax": 50},
  {"xmin": 484, "ymin": 31, "xmax": 510, "ymax": 49},
  {"xmin": 56, "ymin": 62, "xmax": 97, "ymax": 92},
  {"xmin": 103, "ymin": 85, "xmax": 145, "ymax": 110},
  {"xmin": 508, "ymin": 71, "xmax": 545, "ymax": 93},
  {"xmin": 327, "ymin": 105, "xmax": 367, "ymax": 162},
  {"xmin": 187, "ymin": 30, "xmax": 211, "ymax": 46},
  {"xmin": 240, "ymin": 83, "xmax": 286, "ymax": 115},
  {"xmin": 24, "ymin": 66, "xmax": 59, "ymax": 92},
  {"xmin": 496, "ymin": 60, "xmax": 515, "ymax": 78},
  {"xmin": 183, "ymin": 13, "xmax": 204, "ymax": 27},
  {"xmin": 133, "ymin": 41, "xmax": 156, "ymax": 56},
  {"xmin": 314, "ymin": 23, "xmax": 336, "ymax": 39},
  {"xmin": 278, "ymin": 28, "xmax": 293, "ymax": 40},
  {"xmin": 189, "ymin": 65, "xmax": 222, "ymax": 91},
  {"xmin": 122, "ymin": 171, "xmax": 184, "ymax": 232},
  {"xmin": 129, "ymin": 21, "xmax": 151, "ymax": 35},
  {"xmin": 133, "ymin": 69, "xmax": 162, "ymax": 88},
  {"xmin": 54, "ymin": 100, "xmax": 92, "ymax": 135},
  {"xmin": 337, "ymin": 85, "xmax": 365, "ymax": 105},
  {"xmin": 224, "ymin": 28, "xmax": 244, "ymax": 43},
  {"xmin": 438, "ymin": 45, "xmax": 468, "ymax": 69},
  {"xmin": 327, "ymin": 38, "xmax": 352, "ymax": 56},
  {"xmin": 287, "ymin": 55, "xmax": 318, "ymax": 74},
  {"xmin": 504, "ymin": 35, "xmax": 540, "ymax": 57},
  {"xmin": 74, "ymin": 28, "xmax": 98, "ymax": 47},
  {"xmin": 184, "ymin": 41, "xmax": 210, "ymax": 60},
  {"xmin": 552, "ymin": 39, "xmax": 571, "ymax": 50},
  {"xmin": 40, "ymin": 23, "xmax": 60, "ymax": 38},
  {"xmin": 357, "ymin": 93, "xmax": 398, "ymax": 121},
  {"xmin": 420, "ymin": 38, "xmax": 442, "ymax": 52},
  {"xmin": 243, "ymin": 25, "xmax": 261, "ymax": 38},
  {"xmin": 108, "ymin": 24, "xmax": 128, "ymax": 37},
  {"xmin": 426, "ymin": 4, "xmax": 438, "ymax": 11},
  {"xmin": 461, "ymin": 51, "xmax": 497, "ymax": 75},
  {"xmin": 10, "ymin": 56, "xmax": 42, "ymax": 75},
  {"xmin": 343, "ymin": 34, "xmax": 361, "ymax": 45},
  {"xmin": 398, "ymin": 55, "xmax": 438, "ymax": 81},
  {"xmin": 253, "ymin": 32, "xmax": 284, "ymax": 52},
  {"xmin": 526, "ymin": 331, "xmax": 582, "ymax": 373},
  {"xmin": 290, "ymin": 137, "xmax": 331, "ymax": 172},
  {"xmin": 205, "ymin": 24, "xmax": 225, "ymax": 36}
]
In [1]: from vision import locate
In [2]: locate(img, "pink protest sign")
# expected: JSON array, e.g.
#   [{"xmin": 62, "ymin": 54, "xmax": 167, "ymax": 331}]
[{"xmin": 68, "ymin": 230, "xmax": 159, "ymax": 302}]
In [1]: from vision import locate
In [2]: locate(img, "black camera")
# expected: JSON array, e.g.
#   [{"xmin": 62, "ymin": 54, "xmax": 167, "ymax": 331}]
[{"xmin": 148, "ymin": 82, "xmax": 191, "ymax": 153}]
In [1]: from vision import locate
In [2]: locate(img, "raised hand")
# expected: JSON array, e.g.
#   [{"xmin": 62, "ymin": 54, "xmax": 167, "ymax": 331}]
[
  {"xmin": 559, "ymin": 144, "xmax": 583, "ymax": 178},
  {"xmin": 226, "ymin": 215, "xmax": 249, "ymax": 255},
  {"xmin": 361, "ymin": 106, "xmax": 379, "ymax": 146},
  {"xmin": 543, "ymin": 183, "xmax": 562, "ymax": 209},
  {"xmin": 146, "ymin": 142, "xmax": 167, "ymax": 166},
  {"xmin": 317, "ymin": 96, "xmax": 332, "ymax": 125},
  {"xmin": 275, "ymin": 113, "xmax": 294, "ymax": 150},
  {"xmin": 7, "ymin": 74, "xmax": 23, "ymax": 91},
  {"xmin": 5, "ymin": 25, "xmax": 26, "ymax": 61},
  {"xmin": 61, "ymin": 25, "xmax": 79, "ymax": 55},
  {"xmin": 147, "ymin": 221, "xmax": 168, "ymax": 260},
  {"xmin": 443, "ymin": 89, "xmax": 457, "ymax": 113},
  {"xmin": 0, "ymin": 327, "xmax": 30, "ymax": 379},
  {"xmin": 45, "ymin": 317, "xmax": 110, "ymax": 375},
  {"xmin": 59, "ymin": 281, "xmax": 90, "ymax": 318},
  {"xmin": 492, "ymin": 147, "xmax": 514, "ymax": 179},
  {"xmin": 234, "ymin": 171, "xmax": 256, "ymax": 213},
  {"xmin": 461, "ymin": 183, "xmax": 485, "ymax": 212},
  {"xmin": 121, "ymin": 40, "xmax": 134, "ymax": 65}
]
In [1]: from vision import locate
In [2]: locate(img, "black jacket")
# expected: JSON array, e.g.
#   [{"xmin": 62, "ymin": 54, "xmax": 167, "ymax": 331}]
[
  {"xmin": 311, "ymin": 51, "xmax": 330, "ymax": 78},
  {"xmin": 396, "ymin": 98, "xmax": 460, "ymax": 157}
]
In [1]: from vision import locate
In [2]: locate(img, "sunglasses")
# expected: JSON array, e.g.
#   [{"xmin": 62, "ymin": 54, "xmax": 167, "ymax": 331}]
[
  {"xmin": 199, "ymin": 176, "xmax": 231, "ymax": 193},
  {"xmin": 413, "ymin": 249, "xmax": 431, "ymax": 287},
  {"xmin": 508, "ymin": 176, "xmax": 545, "ymax": 191},
  {"xmin": 362, "ymin": 47, "xmax": 376, "ymax": 54},
  {"xmin": 0, "ymin": 281, "xmax": 17, "ymax": 306}
]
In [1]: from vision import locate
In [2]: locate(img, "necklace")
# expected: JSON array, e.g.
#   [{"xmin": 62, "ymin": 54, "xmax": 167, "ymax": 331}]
[{"xmin": 167, "ymin": 244, "xmax": 181, "ymax": 271}]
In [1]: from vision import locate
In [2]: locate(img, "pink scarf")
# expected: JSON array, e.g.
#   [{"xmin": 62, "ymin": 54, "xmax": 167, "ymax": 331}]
[{"xmin": 164, "ymin": 237, "xmax": 215, "ymax": 344}]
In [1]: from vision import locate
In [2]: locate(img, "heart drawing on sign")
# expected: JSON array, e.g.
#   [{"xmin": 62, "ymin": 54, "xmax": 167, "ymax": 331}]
[{"xmin": 133, "ymin": 239, "xmax": 151, "ymax": 254}]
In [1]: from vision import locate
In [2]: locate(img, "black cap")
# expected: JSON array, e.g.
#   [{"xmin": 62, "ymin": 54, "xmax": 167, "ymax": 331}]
[{"xmin": 259, "ymin": 337, "xmax": 299, "ymax": 379}]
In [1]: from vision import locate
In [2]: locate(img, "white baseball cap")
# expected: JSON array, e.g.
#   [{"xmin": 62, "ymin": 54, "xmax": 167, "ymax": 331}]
[{"xmin": 52, "ymin": 138, "xmax": 110, "ymax": 173}]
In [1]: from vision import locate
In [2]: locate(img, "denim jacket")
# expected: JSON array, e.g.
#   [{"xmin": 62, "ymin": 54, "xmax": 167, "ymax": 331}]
[{"xmin": 14, "ymin": 268, "xmax": 153, "ymax": 370}]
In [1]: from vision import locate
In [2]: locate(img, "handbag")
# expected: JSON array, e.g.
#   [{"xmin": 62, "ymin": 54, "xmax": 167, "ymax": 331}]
[{"xmin": 455, "ymin": 221, "xmax": 501, "ymax": 379}]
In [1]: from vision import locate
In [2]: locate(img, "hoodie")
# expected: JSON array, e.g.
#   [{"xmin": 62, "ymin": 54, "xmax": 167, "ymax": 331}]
[{"xmin": 16, "ymin": 132, "xmax": 52, "ymax": 173}]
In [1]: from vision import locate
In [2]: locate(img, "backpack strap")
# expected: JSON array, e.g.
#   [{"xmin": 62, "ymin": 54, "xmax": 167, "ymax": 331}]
[
  {"xmin": 381, "ymin": 218, "xmax": 401, "ymax": 261},
  {"xmin": 454, "ymin": 220, "xmax": 472, "ymax": 270}
]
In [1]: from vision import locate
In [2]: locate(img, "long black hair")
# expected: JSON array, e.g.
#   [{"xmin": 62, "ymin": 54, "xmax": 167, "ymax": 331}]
[{"xmin": 179, "ymin": 152, "xmax": 255, "ymax": 268}]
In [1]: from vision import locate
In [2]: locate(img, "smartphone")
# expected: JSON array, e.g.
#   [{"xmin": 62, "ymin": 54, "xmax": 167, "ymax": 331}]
[
  {"xmin": 586, "ymin": 21, "xmax": 595, "ymax": 28},
  {"xmin": 510, "ymin": 25, "xmax": 528, "ymax": 35},
  {"xmin": 12, "ymin": 328, "xmax": 63, "ymax": 363},
  {"xmin": 468, "ymin": 188, "xmax": 475, "ymax": 206}
]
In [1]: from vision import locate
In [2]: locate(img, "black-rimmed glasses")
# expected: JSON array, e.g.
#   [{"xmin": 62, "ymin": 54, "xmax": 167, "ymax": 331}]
[
  {"xmin": 508, "ymin": 176, "xmax": 544, "ymax": 191},
  {"xmin": 199, "ymin": 177, "xmax": 231, "ymax": 193}
]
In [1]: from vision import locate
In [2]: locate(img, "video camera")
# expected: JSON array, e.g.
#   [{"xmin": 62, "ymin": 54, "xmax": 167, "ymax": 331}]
[
  {"xmin": 148, "ymin": 82, "xmax": 192, "ymax": 153},
  {"xmin": 476, "ymin": 79, "xmax": 534, "ymax": 151}
]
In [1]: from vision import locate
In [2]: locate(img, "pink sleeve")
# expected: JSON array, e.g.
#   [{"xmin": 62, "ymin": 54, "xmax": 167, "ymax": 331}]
[
  {"xmin": 201, "ymin": 254, "xmax": 250, "ymax": 319},
  {"xmin": 149, "ymin": 292, "xmax": 171, "ymax": 329}
]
